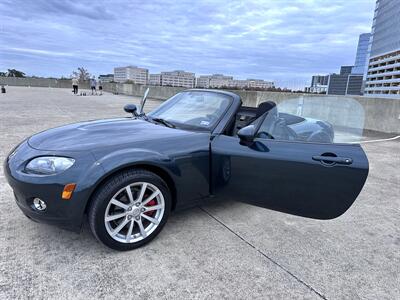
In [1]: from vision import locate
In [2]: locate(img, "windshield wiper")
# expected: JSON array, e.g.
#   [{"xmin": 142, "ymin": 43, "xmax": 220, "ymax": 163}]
[{"xmin": 150, "ymin": 117, "xmax": 176, "ymax": 128}]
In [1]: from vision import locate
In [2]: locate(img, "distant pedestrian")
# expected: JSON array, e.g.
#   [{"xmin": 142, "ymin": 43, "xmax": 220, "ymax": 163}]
[
  {"xmin": 72, "ymin": 77, "xmax": 79, "ymax": 94},
  {"xmin": 98, "ymin": 79, "xmax": 103, "ymax": 95},
  {"xmin": 90, "ymin": 76, "xmax": 97, "ymax": 95}
]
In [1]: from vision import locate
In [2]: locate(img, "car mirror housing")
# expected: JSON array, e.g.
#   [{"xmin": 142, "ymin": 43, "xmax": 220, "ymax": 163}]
[
  {"xmin": 238, "ymin": 125, "xmax": 256, "ymax": 145},
  {"xmin": 124, "ymin": 104, "xmax": 138, "ymax": 116},
  {"xmin": 238, "ymin": 110, "xmax": 270, "ymax": 145}
]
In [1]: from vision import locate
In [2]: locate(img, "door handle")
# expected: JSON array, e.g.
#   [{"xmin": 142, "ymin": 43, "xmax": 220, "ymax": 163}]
[{"xmin": 312, "ymin": 155, "xmax": 353, "ymax": 165}]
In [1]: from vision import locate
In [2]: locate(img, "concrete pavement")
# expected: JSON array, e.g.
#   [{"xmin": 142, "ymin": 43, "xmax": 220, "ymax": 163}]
[{"xmin": 0, "ymin": 87, "xmax": 399, "ymax": 299}]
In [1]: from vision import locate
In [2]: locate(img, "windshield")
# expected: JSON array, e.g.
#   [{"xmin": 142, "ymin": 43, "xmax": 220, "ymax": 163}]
[{"xmin": 148, "ymin": 91, "xmax": 232, "ymax": 130}]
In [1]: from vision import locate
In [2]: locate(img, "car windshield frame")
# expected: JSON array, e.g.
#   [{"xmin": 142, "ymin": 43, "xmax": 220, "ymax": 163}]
[{"xmin": 147, "ymin": 90, "xmax": 233, "ymax": 132}]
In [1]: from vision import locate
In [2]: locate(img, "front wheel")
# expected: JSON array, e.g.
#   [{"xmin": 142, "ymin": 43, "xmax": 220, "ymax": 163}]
[{"xmin": 88, "ymin": 169, "xmax": 171, "ymax": 251}]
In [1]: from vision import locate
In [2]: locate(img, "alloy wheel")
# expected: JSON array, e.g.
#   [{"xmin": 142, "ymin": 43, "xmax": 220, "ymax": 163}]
[{"xmin": 104, "ymin": 182, "xmax": 165, "ymax": 243}]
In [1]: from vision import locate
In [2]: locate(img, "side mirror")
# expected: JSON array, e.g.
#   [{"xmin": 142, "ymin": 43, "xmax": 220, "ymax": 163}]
[
  {"xmin": 238, "ymin": 109, "xmax": 270, "ymax": 145},
  {"xmin": 237, "ymin": 125, "xmax": 256, "ymax": 145},
  {"xmin": 124, "ymin": 104, "xmax": 138, "ymax": 116}
]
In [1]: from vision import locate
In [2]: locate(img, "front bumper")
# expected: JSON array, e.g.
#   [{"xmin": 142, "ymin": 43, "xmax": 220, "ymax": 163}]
[{"xmin": 4, "ymin": 141, "xmax": 104, "ymax": 232}]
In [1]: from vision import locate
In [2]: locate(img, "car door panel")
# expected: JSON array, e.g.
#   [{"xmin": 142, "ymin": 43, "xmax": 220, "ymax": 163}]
[{"xmin": 211, "ymin": 135, "xmax": 368, "ymax": 220}]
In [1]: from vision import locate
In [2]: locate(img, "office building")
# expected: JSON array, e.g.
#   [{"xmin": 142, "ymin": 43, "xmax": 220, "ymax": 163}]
[
  {"xmin": 365, "ymin": 0, "xmax": 400, "ymax": 98},
  {"xmin": 197, "ymin": 74, "xmax": 274, "ymax": 90},
  {"xmin": 225, "ymin": 79, "xmax": 249, "ymax": 89},
  {"xmin": 305, "ymin": 75, "xmax": 329, "ymax": 94},
  {"xmin": 196, "ymin": 74, "xmax": 234, "ymax": 88},
  {"xmin": 326, "ymin": 66, "xmax": 363, "ymax": 96},
  {"xmin": 149, "ymin": 74, "xmax": 161, "ymax": 86},
  {"xmin": 246, "ymin": 79, "xmax": 274, "ymax": 89},
  {"xmin": 113, "ymin": 66, "xmax": 149, "ymax": 84},
  {"xmin": 161, "ymin": 70, "xmax": 195, "ymax": 88},
  {"xmin": 98, "ymin": 74, "xmax": 114, "ymax": 83},
  {"xmin": 352, "ymin": 33, "xmax": 371, "ymax": 74},
  {"xmin": 196, "ymin": 76, "xmax": 211, "ymax": 88},
  {"xmin": 327, "ymin": 74, "xmax": 363, "ymax": 95},
  {"xmin": 305, "ymin": 85, "xmax": 327, "ymax": 94},
  {"xmin": 311, "ymin": 75, "xmax": 329, "ymax": 86},
  {"xmin": 340, "ymin": 66, "xmax": 353, "ymax": 76},
  {"xmin": 306, "ymin": 34, "xmax": 372, "ymax": 94}
]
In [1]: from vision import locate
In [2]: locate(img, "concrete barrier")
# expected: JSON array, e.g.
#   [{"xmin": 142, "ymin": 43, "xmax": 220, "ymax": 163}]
[
  {"xmin": 103, "ymin": 82, "xmax": 185, "ymax": 100},
  {"xmin": 103, "ymin": 83, "xmax": 400, "ymax": 134},
  {"xmin": 2, "ymin": 78, "xmax": 399, "ymax": 134},
  {"xmin": 0, "ymin": 77, "xmax": 90, "ymax": 89}
]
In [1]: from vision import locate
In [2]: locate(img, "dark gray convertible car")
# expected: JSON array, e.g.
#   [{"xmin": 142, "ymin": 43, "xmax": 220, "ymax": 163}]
[{"xmin": 4, "ymin": 89, "xmax": 368, "ymax": 250}]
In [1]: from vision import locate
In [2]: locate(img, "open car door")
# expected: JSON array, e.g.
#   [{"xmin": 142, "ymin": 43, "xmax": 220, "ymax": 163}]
[{"xmin": 211, "ymin": 100, "xmax": 369, "ymax": 220}]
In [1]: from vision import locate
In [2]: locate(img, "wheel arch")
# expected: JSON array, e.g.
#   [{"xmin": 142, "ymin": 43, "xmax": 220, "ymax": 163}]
[{"xmin": 84, "ymin": 163, "xmax": 178, "ymax": 215}]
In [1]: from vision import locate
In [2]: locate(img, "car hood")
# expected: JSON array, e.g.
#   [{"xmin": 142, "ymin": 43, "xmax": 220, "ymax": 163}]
[{"xmin": 28, "ymin": 118, "xmax": 194, "ymax": 151}]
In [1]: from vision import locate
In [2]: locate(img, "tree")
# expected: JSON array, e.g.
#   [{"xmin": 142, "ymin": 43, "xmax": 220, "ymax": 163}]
[
  {"xmin": 71, "ymin": 67, "xmax": 90, "ymax": 81},
  {"xmin": 7, "ymin": 69, "xmax": 25, "ymax": 77},
  {"xmin": 0, "ymin": 71, "xmax": 6, "ymax": 77}
]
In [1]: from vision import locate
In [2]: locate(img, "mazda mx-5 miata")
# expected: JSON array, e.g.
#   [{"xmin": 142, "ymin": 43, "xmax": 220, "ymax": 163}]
[{"xmin": 4, "ymin": 89, "xmax": 369, "ymax": 251}]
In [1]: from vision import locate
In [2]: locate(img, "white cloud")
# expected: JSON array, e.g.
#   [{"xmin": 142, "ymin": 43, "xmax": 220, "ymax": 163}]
[{"xmin": 0, "ymin": 0, "xmax": 376, "ymax": 89}]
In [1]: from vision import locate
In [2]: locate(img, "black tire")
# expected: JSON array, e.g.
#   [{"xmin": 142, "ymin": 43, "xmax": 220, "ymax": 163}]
[{"xmin": 88, "ymin": 169, "xmax": 171, "ymax": 251}]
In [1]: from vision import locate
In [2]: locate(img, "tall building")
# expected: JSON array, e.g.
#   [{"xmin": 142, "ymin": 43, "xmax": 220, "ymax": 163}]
[
  {"xmin": 113, "ymin": 66, "xmax": 149, "ymax": 84},
  {"xmin": 311, "ymin": 75, "xmax": 329, "ymax": 86},
  {"xmin": 161, "ymin": 70, "xmax": 196, "ymax": 88},
  {"xmin": 306, "ymin": 34, "xmax": 372, "ymax": 94},
  {"xmin": 365, "ymin": 0, "xmax": 400, "ymax": 98},
  {"xmin": 340, "ymin": 66, "xmax": 353, "ymax": 75},
  {"xmin": 352, "ymin": 33, "xmax": 371, "ymax": 74},
  {"xmin": 326, "ymin": 66, "xmax": 363, "ymax": 96}
]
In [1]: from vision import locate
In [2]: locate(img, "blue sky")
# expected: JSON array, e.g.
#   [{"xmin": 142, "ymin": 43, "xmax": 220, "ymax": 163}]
[{"xmin": 0, "ymin": 0, "xmax": 375, "ymax": 89}]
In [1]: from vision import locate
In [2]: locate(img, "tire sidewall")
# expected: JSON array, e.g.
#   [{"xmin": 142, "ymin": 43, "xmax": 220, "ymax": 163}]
[{"xmin": 90, "ymin": 171, "xmax": 171, "ymax": 251}]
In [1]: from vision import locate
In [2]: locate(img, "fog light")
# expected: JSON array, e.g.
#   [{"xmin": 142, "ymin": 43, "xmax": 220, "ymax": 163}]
[{"xmin": 33, "ymin": 198, "xmax": 47, "ymax": 211}]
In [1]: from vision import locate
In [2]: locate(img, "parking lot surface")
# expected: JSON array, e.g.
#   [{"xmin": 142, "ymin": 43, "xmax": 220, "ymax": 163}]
[{"xmin": 0, "ymin": 87, "xmax": 399, "ymax": 299}]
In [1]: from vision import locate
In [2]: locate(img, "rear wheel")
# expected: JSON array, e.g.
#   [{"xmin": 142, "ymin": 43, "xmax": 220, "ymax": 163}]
[{"xmin": 88, "ymin": 169, "xmax": 171, "ymax": 251}]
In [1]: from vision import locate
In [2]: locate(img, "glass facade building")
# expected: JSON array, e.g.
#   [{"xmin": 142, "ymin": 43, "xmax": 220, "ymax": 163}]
[
  {"xmin": 352, "ymin": 33, "xmax": 371, "ymax": 75},
  {"xmin": 365, "ymin": 0, "xmax": 400, "ymax": 98}
]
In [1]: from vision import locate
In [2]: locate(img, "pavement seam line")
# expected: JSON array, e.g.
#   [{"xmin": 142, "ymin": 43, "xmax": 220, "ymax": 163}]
[{"xmin": 200, "ymin": 207, "xmax": 328, "ymax": 300}]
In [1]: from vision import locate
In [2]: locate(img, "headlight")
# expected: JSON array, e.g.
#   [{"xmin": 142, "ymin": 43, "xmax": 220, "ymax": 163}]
[{"xmin": 25, "ymin": 157, "xmax": 75, "ymax": 175}]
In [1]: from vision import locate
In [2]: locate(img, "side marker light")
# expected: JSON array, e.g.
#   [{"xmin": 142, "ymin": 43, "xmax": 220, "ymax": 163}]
[{"xmin": 62, "ymin": 183, "xmax": 76, "ymax": 200}]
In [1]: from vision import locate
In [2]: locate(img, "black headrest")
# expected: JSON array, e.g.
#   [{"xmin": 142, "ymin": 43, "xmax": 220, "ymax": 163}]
[{"xmin": 256, "ymin": 101, "xmax": 276, "ymax": 118}]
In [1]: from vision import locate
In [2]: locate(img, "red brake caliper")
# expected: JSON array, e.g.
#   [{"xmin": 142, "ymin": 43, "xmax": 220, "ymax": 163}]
[{"xmin": 144, "ymin": 198, "xmax": 157, "ymax": 216}]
